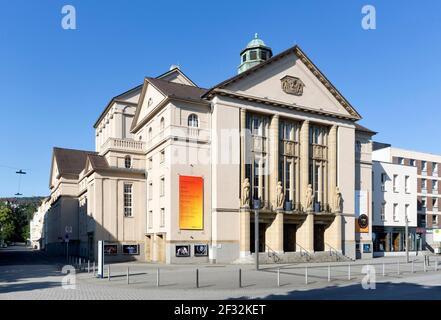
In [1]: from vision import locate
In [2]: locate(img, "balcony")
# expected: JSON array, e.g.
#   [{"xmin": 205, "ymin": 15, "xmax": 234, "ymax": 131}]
[
  {"xmin": 251, "ymin": 135, "xmax": 267, "ymax": 153},
  {"xmin": 281, "ymin": 140, "xmax": 298, "ymax": 157},
  {"xmin": 311, "ymin": 144, "xmax": 327, "ymax": 160},
  {"xmin": 102, "ymin": 138, "xmax": 146, "ymax": 153},
  {"xmin": 148, "ymin": 125, "xmax": 211, "ymax": 148}
]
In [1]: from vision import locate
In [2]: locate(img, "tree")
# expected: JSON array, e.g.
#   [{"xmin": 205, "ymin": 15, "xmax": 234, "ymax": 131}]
[{"xmin": 0, "ymin": 204, "xmax": 14, "ymax": 241}]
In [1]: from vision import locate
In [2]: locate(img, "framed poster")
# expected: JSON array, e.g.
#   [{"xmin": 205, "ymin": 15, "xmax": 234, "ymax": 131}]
[
  {"xmin": 179, "ymin": 176, "xmax": 204, "ymax": 230},
  {"xmin": 175, "ymin": 245, "xmax": 190, "ymax": 257},
  {"xmin": 104, "ymin": 244, "xmax": 118, "ymax": 255},
  {"xmin": 122, "ymin": 244, "xmax": 139, "ymax": 255},
  {"xmin": 355, "ymin": 190, "xmax": 369, "ymax": 233},
  {"xmin": 194, "ymin": 244, "xmax": 208, "ymax": 257}
]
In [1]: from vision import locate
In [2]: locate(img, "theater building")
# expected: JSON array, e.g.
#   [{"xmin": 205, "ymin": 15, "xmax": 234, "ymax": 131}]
[{"xmin": 40, "ymin": 35, "xmax": 374, "ymax": 263}]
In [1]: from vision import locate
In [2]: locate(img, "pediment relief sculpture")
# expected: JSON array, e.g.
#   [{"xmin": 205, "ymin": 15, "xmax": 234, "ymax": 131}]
[{"xmin": 281, "ymin": 75, "xmax": 304, "ymax": 96}]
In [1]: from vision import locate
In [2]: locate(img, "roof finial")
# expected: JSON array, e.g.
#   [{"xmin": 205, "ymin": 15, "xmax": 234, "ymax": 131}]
[{"xmin": 254, "ymin": 32, "xmax": 258, "ymax": 39}]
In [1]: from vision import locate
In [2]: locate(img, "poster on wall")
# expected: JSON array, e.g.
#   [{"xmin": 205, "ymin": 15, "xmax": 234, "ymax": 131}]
[
  {"xmin": 355, "ymin": 190, "xmax": 369, "ymax": 233},
  {"xmin": 433, "ymin": 229, "xmax": 441, "ymax": 242},
  {"xmin": 104, "ymin": 244, "xmax": 118, "ymax": 255},
  {"xmin": 179, "ymin": 175, "xmax": 204, "ymax": 230},
  {"xmin": 194, "ymin": 244, "xmax": 208, "ymax": 257},
  {"xmin": 175, "ymin": 245, "xmax": 190, "ymax": 257}
]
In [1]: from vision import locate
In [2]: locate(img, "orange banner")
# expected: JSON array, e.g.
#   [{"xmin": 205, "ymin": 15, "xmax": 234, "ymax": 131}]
[{"xmin": 179, "ymin": 176, "xmax": 204, "ymax": 230}]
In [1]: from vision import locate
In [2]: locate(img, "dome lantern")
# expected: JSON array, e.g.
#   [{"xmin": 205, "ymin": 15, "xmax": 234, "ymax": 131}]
[{"xmin": 238, "ymin": 33, "xmax": 273, "ymax": 74}]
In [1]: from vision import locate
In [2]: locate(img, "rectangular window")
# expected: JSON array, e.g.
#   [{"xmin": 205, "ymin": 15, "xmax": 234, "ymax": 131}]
[
  {"xmin": 124, "ymin": 183, "xmax": 133, "ymax": 217},
  {"xmin": 393, "ymin": 203, "xmax": 398, "ymax": 221},
  {"xmin": 405, "ymin": 175, "xmax": 410, "ymax": 193},
  {"xmin": 249, "ymin": 50, "xmax": 257, "ymax": 60},
  {"xmin": 432, "ymin": 214, "xmax": 438, "ymax": 225},
  {"xmin": 433, "ymin": 163, "xmax": 438, "ymax": 174},
  {"xmin": 148, "ymin": 157, "xmax": 153, "ymax": 170},
  {"xmin": 381, "ymin": 202, "xmax": 386, "ymax": 221},
  {"xmin": 381, "ymin": 173, "xmax": 387, "ymax": 191},
  {"xmin": 398, "ymin": 157, "xmax": 404, "ymax": 165},
  {"xmin": 433, "ymin": 198, "xmax": 438, "ymax": 212},
  {"xmin": 432, "ymin": 180, "xmax": 438, "ymax": 193},
  {"xmin": 160, "ymin": 176, "xmax": 165, "ymax": 197},
  {"xmin": 160, "ymin": 150, "xmax": 165, "ymax": 163},
  {"xmin": 148, "ymin": 210, "xmax": 153, "ymax": 229},
  {"xmin": 422, "ymin": 179, "xmax": 427, "ymax": 191},
  {"xmin": 160, "ymin": 208, "xmax": 165, "ymax": 227},
  {"xmin": 148, "ymin": 181, "xmax": 153, "ymax": 200},
  {"xmin": 405, "ymin": 204, "xmax": 409, "ymax": 221},
  {"xmin": 393, "ymin": 175, "xmax": 398, "ymax": 192},
  {"xmin": 410, "ymin": 159, "xmax": 416, "ymax": 166},
  {"xmin": 422, "ymin": 161, "xmax": 427, "ymax": 172}
]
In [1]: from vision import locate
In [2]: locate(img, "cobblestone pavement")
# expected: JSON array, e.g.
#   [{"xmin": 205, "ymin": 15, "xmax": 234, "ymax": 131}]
[{"xmin": 2, "ymin": 246, "xmax": 441, "ymax": 300}]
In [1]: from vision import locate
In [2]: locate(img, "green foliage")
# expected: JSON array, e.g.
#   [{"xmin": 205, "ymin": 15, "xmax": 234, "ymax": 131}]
[{"xmin": 0, "ymin": 204, "xmax": 15, "ymax": 241}]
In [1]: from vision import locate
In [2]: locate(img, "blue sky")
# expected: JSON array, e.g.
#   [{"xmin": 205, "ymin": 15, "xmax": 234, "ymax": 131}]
[{"xmin": 0, "ymin": 0, "xmax": 440, "ymax": 197}]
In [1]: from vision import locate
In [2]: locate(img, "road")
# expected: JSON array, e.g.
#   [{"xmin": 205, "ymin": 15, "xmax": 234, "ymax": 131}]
[{"xmin": 1, "ymin": 245, "xmax": 441, "ymax": 300}]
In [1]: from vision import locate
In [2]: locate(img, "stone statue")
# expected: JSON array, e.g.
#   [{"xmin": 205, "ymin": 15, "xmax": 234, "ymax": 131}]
[
  {"xmin": 241, "ymin": 178, "xmax": 250, "ymax": 208},
  {"xmin": 334, "ymin": 187, "xmax": 342, "ymax": 213},
  {"xmin": 305, "ymin": 184, "xmax": 314, "ymax": 212},
  {"xmin": 276, "ymin": 181, "xmax": 285, "ymax": 210}
]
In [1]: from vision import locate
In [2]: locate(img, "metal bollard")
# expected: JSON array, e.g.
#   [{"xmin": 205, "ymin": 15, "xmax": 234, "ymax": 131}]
[
  {"xmin": 328, "ymin": 264, "xmax": 331, "ymax": 282},
  {"xmin": 424, "ymin": 260, "xmax": 427, "ymax": 272},
  {"xmin": 127, "ymin": 267, "xmax": 130, "ymax": 284},
  {"xmin": 93, "ymin": 262, "xmax": 96, "ymax": 276},
  {"xmin": 88, "ymin": 260, "xmax": 90, "ymax": 273},
  {"xmin": 382, "ymin": 263, "xmax": 385, "ymax": 276},
  {"xmin": 196, "ymin": 269, "xmax": 199, "ymax": 288},
  {"xmin": 157, "ymin": 268, "xmax": 160, "ymax": 287},
  {"xmin": 108, "ymin": 265, "xmax": 110, "ymax": 281},
  {"xmin": 239, "ymin": 269, "xmax": 242, "ymax": 288},
  {"xmin": 348, "ymin": 264, "xmax": 351, "ymax": 280},
  {"xmin": 277, "ymin": 268, "xmax": 280, "ymax": 287},
  {"xmin": 305, "ymin": 266, "xmax": 308, "ymax": 285}
]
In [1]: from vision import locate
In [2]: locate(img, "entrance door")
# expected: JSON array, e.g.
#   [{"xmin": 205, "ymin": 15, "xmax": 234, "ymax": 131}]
[
  {"xmin": 250, "ymin": 223, "xmax": 266, "ymax": 253},
  {"xmin": 156, "ymin": 234, "xmax": 166, "ymax": 263},
  {"xmin": 283, "ymin": 224, "xmax": 296, "ymax": 252},
  {"xmin": 314, "ymin": 224, "xmax": 325, "ymax": 251}
]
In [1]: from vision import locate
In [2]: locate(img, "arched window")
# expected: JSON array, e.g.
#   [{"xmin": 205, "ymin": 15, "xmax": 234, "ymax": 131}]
[
  {"xmin": 188, "ymin": 114, "xmax": 199, "ymax": 128},
  {"xmin": 148, "ymin": 127, "xmax": 153, "ymax": 141},
  {"xmin": 160, "ymin": 117, "xmax": 165, "ymax": 131},
  {"xmin": 124, "ymin": 155, "xmax": 131, "ymax": 169}
]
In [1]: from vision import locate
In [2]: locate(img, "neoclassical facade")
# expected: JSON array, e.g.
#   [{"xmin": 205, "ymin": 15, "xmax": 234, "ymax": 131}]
[{"xmin": 39, "ymin": 35, "xmax": 375, "ymax": 263}]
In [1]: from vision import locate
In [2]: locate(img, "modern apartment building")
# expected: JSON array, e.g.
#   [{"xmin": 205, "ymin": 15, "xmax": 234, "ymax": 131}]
[
  {"xmin": 371, "ymin": 160, "xmax": 419, "ymax": 256},
  {"xmin": 373, "ymin": 143, "xmax": 441, "ymax": 250},
  {"xmin": 37, "ymin": 35, "xmax": 375, "ymax": 263}
]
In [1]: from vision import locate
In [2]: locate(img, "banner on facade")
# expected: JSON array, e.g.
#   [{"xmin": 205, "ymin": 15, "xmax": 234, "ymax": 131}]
[
  {"xmin": 179, "ymin": 176, "xmax": 204, "ymax": 230},
  {"xmin": 433, "ymin": 229, "xmax": 441, "ymax": 242},
  {"xmin": 355, "ymin": 190, "xmax": 369, "ymax": 233}
]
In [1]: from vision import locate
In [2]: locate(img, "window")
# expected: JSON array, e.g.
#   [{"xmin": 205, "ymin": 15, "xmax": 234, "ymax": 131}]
[
  {"xmin": 148, "ymin": 157, "xmax": 153, "ymax": 170},
  {"xmin": 123, "ymin": 183, "xmax": 133, "ymax": 217},
  {"xmin": 410, "ymin": 159, "xmax": 416, "ymax": 166},
  {"xmin": 148, "ymin": 211, "xmax": 153, "ymax": 229},
  {"xmin": 160, "ymin": 176, "xmax": 165, "ymax": 197},
  {"xmin": 160, "ymin": 208, "xmax": 165, "ymax": 227},
  {"xmin": 381, "ymin": 173, "xmax": 387, "ymax": 191},
  {"xmin": 148, "ymin": 127, "xmax": 153, "ymax": 142},
  {"xmin": 355, "ymin": 141, "xmax": 362, "ymax": 153},
  {"xmin": 398, "ymin": 157, "xmax": 404, "ymax": 165},
  {"xmin": 433, "ymin": 214, "xmax": 438, "ymax": 225},
  {"xmin": 432, "ymin": 180, "xmax": 438, "ymax": 192},
  {"xmin": 124, "ymin": 155, "xmax": 131, "ymax": 169},
  {"xmin": 260, "ymin": 51, "xmax": 268, "ymax": 60},
  {"xmin": 249, "ymin": 50, "xmax": 257, "ymax": 60},
  {"xmin": 188, "ymin": 114, "xmax": 199, "ymax": 128},
  {"xmin": 393, "ymin": 203, "xmax": 398, "ymax": 221},
  {"xmin": 381, "ymin": 202, "xmax": 386, "ymax": 221},
  {"xmin": 422, "ymin": 161, "xmax": 427, "ymax": 172},
  {"xmin": 405, "ymin": 204, "xmax": 409, "ymax": 221},
  {"xmin": 433, "ymin": 163, "xmax": 438, "ymax": 174},
  {"xmin": 160, "ymin": 150, "xmax": 165, "ymax": 163},
  {"xmin": 160, "ymin": 117, "xmax": 165, "ymax": 134},
  {"xmin": 422, "ymin": 179, "xmax": 427, "ymax": 191},
  {"xmin": 393, "ymin": 174, "xmax": 398, "ymax": 192},
  {"xmin": 433, "ymin": 198, "xmax": 438, "ymax": 212},
  {"xmin": 405, "ymin": 175, "xmax": 410, "ymax": 193},
  {"xmin": 148, "ymin": 181, "xmax": 153, "ymax": 200},
  {"xmin": 242, "ymin": 54, "xmax": 247, "ymax": 63}
]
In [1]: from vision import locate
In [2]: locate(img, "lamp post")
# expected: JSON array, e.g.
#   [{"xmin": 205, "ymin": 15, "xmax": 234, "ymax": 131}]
[{"xmin": 253, "ymin": 199, "xmax": 261, "ymax": 270}]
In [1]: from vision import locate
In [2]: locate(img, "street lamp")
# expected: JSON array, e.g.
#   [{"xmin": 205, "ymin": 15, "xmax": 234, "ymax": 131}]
[{"xmin": 253, "ymin": 199, "xmax": 261, "ymax": 270}]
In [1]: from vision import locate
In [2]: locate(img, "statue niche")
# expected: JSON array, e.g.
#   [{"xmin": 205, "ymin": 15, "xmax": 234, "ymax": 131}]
[
  {"xmin": 275, "ymin": 181, "xmax": 285, "ymax": 210},
  {"xmin": 241, "ymin": 178, "xmax": 251, "ymax": 208},
  {"xmin": 305, "ymin": 184, "xmax": 314, "ymax": 212}
]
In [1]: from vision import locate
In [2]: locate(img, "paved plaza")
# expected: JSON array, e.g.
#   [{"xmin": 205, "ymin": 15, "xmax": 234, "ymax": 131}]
[{"xmin": 1, "ymin": 246, "xmax": 441, "ymax": 300}]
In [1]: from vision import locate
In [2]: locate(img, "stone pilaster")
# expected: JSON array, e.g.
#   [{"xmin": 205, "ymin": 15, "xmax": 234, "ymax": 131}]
[
  {"xmin": 299, "ymin": 120, "xmax": 310, "ymax": 212},
  {"xmin": 269, "ymin": 114, "xmax": 279, "ymax": 209},
  {"xmin": 296, "ymin": 213, "xmax": 314, "ymax": 252},
  {"xmin": 239, "ymin": 209, "xmax": 251, "ymax": 257},
  {"xmin": 265, "ymin": 211, "xmax": 284, "ymax": 253},
  {"xmin": 328, "ymin": 125, "xmax": 337, "ymax": 211},
  {"xmin": 240, "ymin": 108, "xmax": 247, "ymax": 194}
]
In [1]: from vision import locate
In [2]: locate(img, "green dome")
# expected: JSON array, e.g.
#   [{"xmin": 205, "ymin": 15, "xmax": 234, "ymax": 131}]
[{"xmin": 246, "ymin": 33, "xmax": 266, "ymax": 48}]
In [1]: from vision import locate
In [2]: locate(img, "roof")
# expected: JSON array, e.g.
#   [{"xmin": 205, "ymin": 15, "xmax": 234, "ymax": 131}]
[
  {"xmin": 87, "ymin": 154, "xmax": 109, "ymax": 170},
  {"xmin": 203, "ymin": 44, "xmax": 362, "ymax": 120},
  {"xmin": 354, "ymin": 123, "xmax": 377, "ymax": 135},
  {"xmin": 373, "ymin": 141, "xmax": 392, "ymax": 151},
  {"xmin": 146, "ymin": 77, "xmax": 208, "ymax": 103},
  {"xmin": 53, "ymin": 147, "xmax": 97, "ymax": 177}
]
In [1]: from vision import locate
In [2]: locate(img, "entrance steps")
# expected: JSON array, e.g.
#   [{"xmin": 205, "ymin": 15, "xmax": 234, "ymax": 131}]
[{"xmin": 234, "ymin": 251, "xmax": 352, "ymax": 264}]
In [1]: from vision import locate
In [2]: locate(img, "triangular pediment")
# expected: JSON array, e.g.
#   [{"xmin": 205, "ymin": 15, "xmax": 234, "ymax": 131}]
[
  {"xmin": 206, "ymin": 46, "xmax": 361, "ymax": 120},
  {"xmin": 130, "ymin": 79, "xmax": 167, "ymax": 132},
  {"xmin": 157, "ymin": 68, "xmax": 196, "ymax": 86},
  {"xmin": 49, "ymin": 154, "xmax": 59, "ymax": 188}
]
